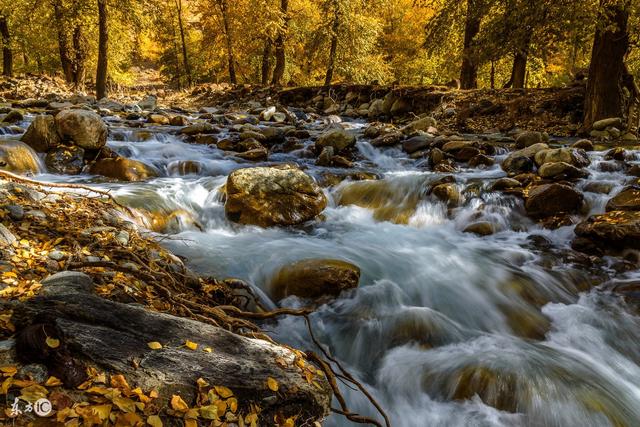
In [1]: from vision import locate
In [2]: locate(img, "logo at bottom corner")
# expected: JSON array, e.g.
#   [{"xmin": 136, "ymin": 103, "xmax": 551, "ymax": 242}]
[{"xmin": 33, "ymin": 398, "xmax": 52, "ymax": 417}]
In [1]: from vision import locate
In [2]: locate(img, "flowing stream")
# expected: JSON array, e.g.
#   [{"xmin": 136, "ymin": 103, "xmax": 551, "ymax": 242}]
[{"xmin": 7, "ymin": 112, "xmax": 640, "ymax": 426}]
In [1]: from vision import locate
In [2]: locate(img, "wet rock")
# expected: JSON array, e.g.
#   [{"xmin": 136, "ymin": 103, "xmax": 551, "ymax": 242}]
[
  {"xmin": 216, "ymin": 139, "xmax": 236, "ymax": 151},
  {"xmin": 534, "ymin": 148, "xmax": 590, "ymax": 168},
  {"xmin": 463, "ymin": 222, "xmax": 495, "ymax": 236},
  {"xmin": 193, "ymin": 134, "xmax": 218, "ymax": 145},
  {"xmin": 167, "ymin": 160, "xmax": 203, "ymax": 175},
  {"xmin": 20, "ymin": 114, "xmax": 61, "ymax": 152},
  {"xmin": 402, "ymin": 135, "xmax": 432, "ymax": 154},
  {"xmin": 490, "ymin": 177, "xmax": 521, "ymax": 191},
  {"xmin": 2, "ymin": 109, "xmax": 24, "ymax": 123},
  {"xmin": 137, "ymin": 95, "xmax": 157, "ymax": 110},
  {"xmin": 525, "ymin": 184, "xmax": 583, "ymax": 217},
  {"xmin": 89, "ymin": 157, "xmax": 158, "ymax": 182},
  {"xmin": 574, "ymin": 211, "xmax": 640, "ymax": 252},
  {"xmin": 515, "ymin": 131, "xmax": 547, "ymax": 149},
  {"xmin": 169, "ymin": 115, "xmax": 189, "ymax": 126},
  {"xmin": 431, "ymin": 183, "xmax": 461, "ymax": 207},
  {"xmin": 572, "ymin": 139, "xmax": 594, "ymax": 151},
  {"xmin": 468, "ymin": 154, "xmax": 495, "ymax": 168},
  {"xmin": 236, "ymin": 138, "xmax": 264, "ymax": 152},
  {"xmin": 148, "ymin": 113, "xmax": 170, "ymax": 125},
  {"xmin": 56, "ymin": 109, "xmax": 107, "ymax": 150},
  {"xmin": 45, "ymin": 145, "xmax": 85, "ymax": 175},
  {"xmin": 4, "ymin": 204, "xmax": 24, "ymax": 220},
  {"xmin": 0, "ymin": 140, "xmax": 43, "ymax": 174},
  {"xmin": 261, "ymin": 127, "xmax": 287, "ymax": 144},
  {"xmin": 583, "ymin": 181, "xmax": 614, "ymax": 194},
  {"xmin": 592, "ymin": 117, "xmax": 622, "ymax": 131},
  {"xmin": 371, "ymin": 132, "xmax": 403, "ymax": 147},
  {"xmin": 316, "ymin": 129, "xmax": 356, "ymax": 152},
  {"xmin": 316, "ymin": 146, "xmax": 334, "ymax": 167},
  {"xmin": 401, "ymin": 116, "xmax": 437, "ymax": 134},
  {"xmin": 240, "ymin": 130, "xmax": 266, "ymax": 142},
  {"xmin": 501, "ymin": 143, "xmax": 548, "ymax": 175},
  {"xmin": 606, "ymin": 186, "xmax": 640, "ymax": 212},
  {"xmin": 429, "ymin": 148, "xmax": 448, "ymax": 166},
  {"xmin": 179, "ymin": 122, "xmax": 217, "ymax": 136},
  {"xmin": 0, "ymin": 223, "xmax": 16, "ymax": 245},
  {"xmin": 390, "ymin": 98, "xmax": 411, "ymax": 116},
  {"xmin": 260, "ymin": 106, "xmax": 277, "ymax": 121},
  {"xmin": 96, "ymin": 98, "xmax": 125, "ymax": 112},
  {"xmin": 538, "ymin": 162, "xmax": 587, "ymax": 180},
  {"xmin": 224, "ymin": 165, "xmax": 327, "ymax": 227},
  {"xmin": 605, "ymin": 147, "xmax": 626, "ymax": 161},
  {"xmin": 236, "ymin": 147, "xmax": 268, "ymax": 161},
  {"xmin": 269, "ymin": 258, "xmax": 360, "ymax": 301}
]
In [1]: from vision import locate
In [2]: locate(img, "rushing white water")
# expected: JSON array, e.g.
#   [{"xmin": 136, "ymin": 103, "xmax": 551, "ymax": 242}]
[{"xmin": 9, "ymin": 116, "xmax": 640, "ymax": 426}]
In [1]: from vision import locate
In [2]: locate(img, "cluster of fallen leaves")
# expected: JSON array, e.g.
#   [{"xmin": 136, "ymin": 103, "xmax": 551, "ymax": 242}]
[{"xmin": 0, "ymin": 183, "xmax": 234, "ymax": 339}]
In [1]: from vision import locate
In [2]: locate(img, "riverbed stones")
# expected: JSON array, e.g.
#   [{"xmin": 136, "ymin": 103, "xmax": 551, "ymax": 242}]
[
  {"xmin": 525, "ymin": 184, "xmax": 583, "ymax": 217},
  {"xmin": 269, "ymin": 258, "xmax": 360, "ymax": 301},
  {"xmin": 574, "ymin": 211, "xmax": 640, "ymax": 252},
  {"xmin": 224, "ymin": 165, "xmax": 327, "ymax": 227},
  {"xmin": 401, "ymin": 116, "xmax": 437, "ymax": 134},
  {"xmin": 538, "ymin": 162, "xmax": 587, "ymax": 180},
  {"xmin": 515, "ymin": 131, "xmax": 547, "ymax": 148},
  {"xmin": 2, "ymin": 109, "xmax": 24, "ymax": 124},
  {"xmin": 20, "ymin": 114, "xmax": 61, "ymax": 152},
  {"xmin": 45, "ymin": 145, "xmax": 85, "ymax": 175},
  {"xmin": 572, "ymin": 139, "xmax": 594, "ymax": 151},
  {"xmin": 463, "ymin": 221, "xmax": 495, "ymax": 236},
  {"xmin": 605, "ymin": 186, "xmax": 640, "ymax": 212},
  {"xmin": 316, "ymin": 129, "xmax": 356, "ymax": 152},
  {"xmin": 592, "ymin": 117, "xmax": 622, "ymax": 131},
  {"xmin": 0, "ymin": 140, "xmax": 43, "ymax": 174},
  {"xmin": 89, "ymin": 157, "xmax": 158, "ymax": 182},
  {"xmin": 431, "ymin": 183, "xmax": 461, "ymax": 207},
  {"xmin": 534, "ymin": 148, "xmax": 589, "ymax": 168},
  {"xmin": 56, "ymin": 109, "xmax": 107, "ymax": 150},
  {"xmin": 501, "ymin": 143, "xmax": 548, "ymax": 175}
]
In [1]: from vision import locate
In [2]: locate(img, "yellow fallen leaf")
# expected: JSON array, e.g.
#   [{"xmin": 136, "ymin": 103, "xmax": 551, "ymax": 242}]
[
  {"xmin": 199, "ymin": 404, "xmax": 220, "ymax": 420},
  {"xmin": 45, "ymin": 376, "xmax": 63, "ymax": 386},
  {"xmin": 216, "ymin": 400, "xmax": 227, "ymax": 417},
  {"xmin": 214, "ymin": 385, "xmax": 233, "ymax": 399},
  {"xmin": 20, "ymin": 384, "xmax": 48, "ymax": 402},
  {"xmin": 112, "ymin": 396, "xmax": 136, "ymax": 413},
  {"xmin": 185, "ymin": 419, "xmax": 198, "ymax": 427},
  {"xmin": 185, "ymin": 340, "xmax": 198, "ymax": 351},
  {"xmin": 170, "ymin": 394, "xmax": 189, "ymax": 412},
  {"xmin": 196, "ymin": 378, "xmax": 209, "ymax": 389},
  {"xmin": 147, "ymin": 415, "xmax": 163, "ymax": 427},
  {"xmin": 147, "ymin": 341, "xmax": 162, "ymax": 350},
  {"xmin": 267, "ymin": 377, "xmax": 279, "ymax": 392},
  {"xmin": 91, "ymin": 404, "xmax": 112, "ymax": 421},
  {"xmin": 0, "ymin": 366, "xmax": 17, "ymax": 376},
  {"xmin": 203, "ymin": 347, "xmax": 213, "ymax": 353},
  {"xmin": 185, "ymin": 408, "xmax": 199, "ymax": 419},
  {"xmin": 228, "ymin": 397, "xmax": 238, "ymax": 413},
  {"xmin": 45, "ymin": 337, "xmax": 60, "ymax": 349}
]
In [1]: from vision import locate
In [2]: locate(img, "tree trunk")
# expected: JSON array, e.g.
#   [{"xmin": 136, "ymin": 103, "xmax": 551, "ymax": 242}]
[
  {"xmin": 219, "ymin": 0, "xmax": 237, "ymax": 84},
  {"xmin": 9, "ymin": 272, "xmax": 332, "ymax": 421},
  {"xmin": 52, "ymin": 0, "xmax": 74, "ymax": 82},
  {"xmin": 459, "ymin": 0, "xmax": 481, "ymax": 89},
  {"xmin": 0, "ymin": 15, "xmax": 12, "ymax": 77},
  {"xmin": 324, "ymin": 7, "xmax": 340, "ymax": 87},
  {"xmin": 176, "ymin": 0, "xmax": 192, "ymax": 87},
  {"xmin": 72, "ymin": 26, "xmax": 87, "ymax": 89},
  {"xmin": 271, "ymin": 0, "xmax": 288, "ymax": 86},
  {"xmin": 96, "ymin": 0, "xmax": 109, "ymax": 100},
  {"xmin": 167, "ymin": 0, "xmax": 183, "ymax": 87},
  {"xmin": 583, "ymin": 0, "xmax": 630, "ymax": 130},
  {"xmin": 490, "ymin": 60, "xmax": 495, "ymax": 89},
  {"xmin": 261, "ymin": 38, "xmax": 272, "ymax": 85},
  {"xmin": 511, "ymin": 51, "xmax": 527, "ymax": 88}
]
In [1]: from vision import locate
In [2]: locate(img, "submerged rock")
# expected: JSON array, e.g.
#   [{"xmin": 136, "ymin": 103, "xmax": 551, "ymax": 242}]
[
  {"xmin": 224, "ymin": 165, "xmax": 327, "ymax": 227},
  {"xmin": 269, "ymin": 258, "xmax": 360, "ymax": 301},
  {"xmin": 0, "ymin": 140, "xmax": 44, "ymax": 174},
  {"xmin": 89, "ymin": 157, "xmax": 158, "ymax": 182},
  {"xmin": 56, "ymin": 109, "xmax": 107, "ymax": 150}
]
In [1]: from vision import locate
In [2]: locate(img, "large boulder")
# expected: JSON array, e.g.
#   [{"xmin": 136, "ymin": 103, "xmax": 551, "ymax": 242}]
[
  {"xmin": 592, "ymin": 117, "xmax": 622, "ymax": 131},
  {"xmin": 401, "ymin": 116, "xmax": 437, "ymax": 134},
  {"xmin": 224, "ymin": 165, "xmax": 327, "ymax": 227},
  {"xmin": 56, "ymin": 109, "xmax": 107, "ymax": 150},
  {"xmin": 269, "ymin": 258, "xmax": 360, "ymax": 301},
  {"xmin": 534, "ymin": 148, "xmax": 589, "ymax": 168},
  {"xmin": 515, "ymin": 131, "xmax": 547, "ymax": 149},
  {"xmin": 538, "ymin": 162, "xmax": 588, "ymax": 179},
  {"xmin": 501, "ymin": 143, "xmax": 548, "ymax": 175},
  {"xmin": 0, "ymin": 140, "xmax": 44, "ymax": 174},
  {"xmin": 574, "ymin": 211, "xmax": 640, "ymax": 251},
  {"xmin": 20, "ymin": 115, "xmax": 61, "ymax": 152},
  {"xmin": 606, "ymin": 186, "xmax": 640, "ymax": 212},
  {"xmin": 89, "ymin": 157, "xmax": 158, "ymax": 182},
  {"xmin": 525, "ymin": 184, "xmax": 583, "ymax": 217},
  {"xmin": 315, "ymin": 129, "xmax": 356, "ymax": 152}
]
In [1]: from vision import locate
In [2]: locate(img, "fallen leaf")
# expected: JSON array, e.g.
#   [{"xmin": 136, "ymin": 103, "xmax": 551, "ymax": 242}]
[
  {"xmin": 45, "ymin": 376, "xmax": 63, "ymax": 386},
  {"xmin": 91, "ymin": 404, "xmax": 112, "ymax": 421},
  {"xmin": 20, "ymin": 384, "xmax": 48, "ymax": 402},
  {"xmin": 203, "ymin": 347, "xmax": 213, "ymax": 353},
  {"xmin": 147, "ymin": 414, "xmax": 163, "ymax": 427},
  {"xmin": 112, "ymin": 396, "xmax": 136, "ymax": 413},
  {"xmin": 147, "ymin": 341, "xmax": 162, "ymax": 350},
  {"xmin": 199, "ymin": 404, "xmax": 220, "ymax": 420},
  {"xmin": 267, "ymin": 377, "xmax": 279, "ymax": 392},
  {"xmin": 45, "ymin": 337, "xmax": 60, "ymax": 349},
  {"xmin": 171, "ymin": 394, "xmax": 189, "ymax": 412},
  {"xmin": 214, "ymin": 385, "xmax": 233, "ymax": 399},
  {"xmin": 185, "ymin": 340, "xmax": 198, "ymax": 351}
]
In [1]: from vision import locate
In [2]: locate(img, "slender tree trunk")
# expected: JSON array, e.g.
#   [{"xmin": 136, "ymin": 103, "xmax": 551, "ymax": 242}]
[
  {"xmin": 72, "ymin": 26, "xmax": 87, "ymax": 89},
  {"xmin": 583, "ymin": 0, "xmax": 630, "ymax": 130},
  {"xmin": 96, "ymin": 0, "xmax": 109, "ymax": 99},
  {"xmin": 175, "ymin": 0, "xmax": 192, "ymax": 87},
  {"xmin": 324, "ymin": 6, "xmax": 340, "ymax": 87},
  {"xmin": 490, "ymin": 60, "xmax": 495, "ymax": 89},
  {"xmin": 271, "ymin": 0, "xmax": 288, "ymax": 86},
  {"xmin": 167, "ymin": 0, "xmax": 183, "ymax": 87},
  {"xmin": 0, "ymin": 15, "xmax": 12, "ymax": 77},
  {"xmin": 511, "ymin": 51, "xmax": 527, "ymax": 88},
  {"xmin": 261, "ymin": 38, "xmax": 272, "ymax": 85},
  {"xmin": 52, "ymin": 0, "xmax": 73, "ymax": 82},
  {"xmin": 459, "ymin": 0, "xmax": 481, "ymax": 89},
  {"xmin": 218, "ymin": 0, "xmax": 237, "ymax": 84}
]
